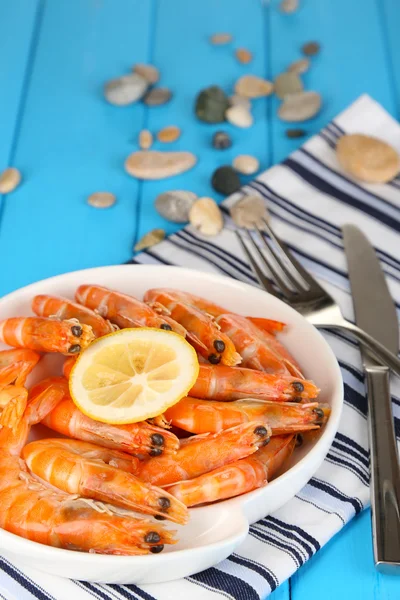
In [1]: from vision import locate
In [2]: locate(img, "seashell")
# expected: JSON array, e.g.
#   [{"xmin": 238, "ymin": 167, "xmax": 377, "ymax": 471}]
[
  {"xmin": 225, "ymin": 105, "xmax": 253, "ymax": 128},
  {"xmin": 230, "ymin": 195, "xmax": 269, "ymax": 229},
  {"xmin": 134, "ymin": 228, "xmax": 166, "ymax": 252},
  {"xmin": 0, "ymin": 167, "xmax": 21, "ymax": 194},
  {"xmin": 139, "ymin": 130, "xmax": 153, "ymax": 150},
  {"xmin": 125, "ymin": 151, "xmax": 197, "ymax": 180},
  {"xmin": 189, "ymin": 197, "xmax": 224, "ymax": 236}
]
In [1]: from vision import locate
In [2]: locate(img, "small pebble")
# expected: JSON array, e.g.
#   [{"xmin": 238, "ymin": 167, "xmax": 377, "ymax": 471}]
[
  {"xmin": 288, "ymin": 58, "xmax": 310, "ymax": 75},
  {"xmin": 125, "ymin": 151, "xmax": 196, "ymax": 180},
  {"xmin": 104, "ymin": 73, "xmax": 148, "ymax": 106},
  {"xmin": 144, "ymin": 87, "xmax": 172, "ymax": 106},
  {"xmin": 302, "ymin": 41, "xmax": 320, "ymax": 56},
  {"xmin": 134, "ymin": 229, "xmax": 166, "ymax": 252},
  {"xmin": 210, "ymin": 33, "xmax": 233, "ymax": 45},
  {"xmin": 226, "ymin": 105, "xmax": 253, "ymax": 128},
  {"xmin": 235, "ymin": 48, "xmax": 253, "ymax": 64},
  {"xmin": 139, "ymin": 130, "xmax": 153, "ymax": 150},
  {"xmin": 280, "ymin": 0, "xmax": 299, "ymax": 13},
  {"xmin": 155, "ymin": 190, "xmax": 197, "ymax": 223},
  {"xmin": 157, "ymin": 126, "xmax": 181, "ymax": 143},
  {"xmin": 235, "ymin": 75, "xmax": 274, "ymax": 98},
  {"xmin": 230, "ymin": 195, "xmax": 269, "ymax": 229},
  {"xmin": 195, "ymin": 86, "xmax": 230, "ymax": 123},
  {"xmin": 233, "ymin": 155, "xmax": 260, "ymax": 175},
  {"xmin": 0, "ymin": 167, "xmax": 21, "ymax": 194},
  {"xmin": 211, "ymin": 166, "xmax": 241, "ymax": 196},
  {"xmin": 274, "ymin": 72, "xmax": 303, "ymax": 99},
  {"xmin": 212, "ymin": 131, "xmax": 232, "ymax": 150},
  {"xmin": 189, "ymin": 197, "xmax": 224, "ymax": 236},
  {"xmin": 87, "ymin": 192, "xmax": 116, "ymax": 209},
  {"xmin": 278, "ymin": 91, "xmax": 321, "ymax": 122},
  {"xmin": 336, "ymin": 134, "xmax": 400, "ymax": 183},
  {"xmin": 286, "ymin": 128, "xmax": 307, "ymax": 139},
  {"xmin": 133, "ymin": 64, "xmax": 160, "ymax": 84},
  {"xmin": 229, "ymin": 95, "xmax": 251, "ymax": 110}
]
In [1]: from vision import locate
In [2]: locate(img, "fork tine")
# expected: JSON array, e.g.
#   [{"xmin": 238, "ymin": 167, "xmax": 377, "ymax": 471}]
[
  {"xmin": 246, "ymin": 229, "xmax": 294, "ymax": 298},
  {"xmin": 262, "ymin": 220, "xmax": 326, "ymax": 293},
  {"xmin": 254, "ymin": 226, "xmax": 304, "ymax": 291},
  {"xmin": 235, "ymin": 231, "xmax": 277, "ymax": 296}
]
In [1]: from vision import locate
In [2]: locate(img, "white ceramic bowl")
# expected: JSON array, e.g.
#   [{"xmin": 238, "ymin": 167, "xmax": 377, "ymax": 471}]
[{"xmin": 0, "ymin": 265, "xmax": 343, "ymax": 584}]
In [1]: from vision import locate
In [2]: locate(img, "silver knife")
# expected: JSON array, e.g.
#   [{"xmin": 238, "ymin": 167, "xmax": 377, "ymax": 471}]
[{"xmin": 343, "ymin": 224, "xmax": 400, "ymax": 573}]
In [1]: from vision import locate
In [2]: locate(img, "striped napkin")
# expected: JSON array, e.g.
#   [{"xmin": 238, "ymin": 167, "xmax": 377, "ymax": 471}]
[{"xmin": 1, "ymin": 94, "xmax": 399, "ymax": 600}]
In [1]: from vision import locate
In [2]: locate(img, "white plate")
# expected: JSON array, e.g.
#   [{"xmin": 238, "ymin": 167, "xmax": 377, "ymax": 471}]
[{"xmin": 0, "ymin": 265, "xmax": 343, "ymax": 584}]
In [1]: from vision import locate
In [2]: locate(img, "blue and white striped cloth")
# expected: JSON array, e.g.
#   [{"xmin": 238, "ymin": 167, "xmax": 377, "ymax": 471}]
[{"xmin": 1, "ymin": 95, "xmax": 399, "ymax": 600}]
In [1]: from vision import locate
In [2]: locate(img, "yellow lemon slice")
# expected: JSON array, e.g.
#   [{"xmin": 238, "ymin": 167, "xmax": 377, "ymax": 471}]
[{"xmin": 69, "ymin": 328, "xmax": 199, "ymax": 424}]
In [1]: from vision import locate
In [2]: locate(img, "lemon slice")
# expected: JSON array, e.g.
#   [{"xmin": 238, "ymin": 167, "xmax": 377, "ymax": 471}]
[{"xmin": 69, "ymin": 328, "xmax": 199, "ymax": 424}]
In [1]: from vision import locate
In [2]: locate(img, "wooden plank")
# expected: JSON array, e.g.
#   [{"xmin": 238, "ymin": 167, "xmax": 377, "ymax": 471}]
[
  {"xmin": 381, "ymin": 0, "xmax": 400, "ymax": 118},
  {"xmin": 135, "ymin": 0, "xmax": 273, "ymax": 246},
  {"xmin": 269, "ymin": 0, "xmax": 396, "ymax": 163},
  {"xmin": 291, "ymin": 510, "xmax": 400, "ymax": 600},
  {"xmin": 0, "ymin": 0, "xmax": 152, "ymax": 296},
  {"xmin": 0, "ymin": 1, "xmax": 39, "ymax": 174}
]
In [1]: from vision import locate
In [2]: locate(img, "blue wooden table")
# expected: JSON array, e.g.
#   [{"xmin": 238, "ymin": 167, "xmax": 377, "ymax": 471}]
[{"xmin": 0, "ymin": 1, "xmax": 399, "ymax": 598}]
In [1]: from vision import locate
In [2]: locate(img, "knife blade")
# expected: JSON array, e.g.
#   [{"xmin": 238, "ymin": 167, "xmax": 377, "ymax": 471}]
[{"xmin": 343, "ymin": 223, "xmax": 400, "ymax": 574}]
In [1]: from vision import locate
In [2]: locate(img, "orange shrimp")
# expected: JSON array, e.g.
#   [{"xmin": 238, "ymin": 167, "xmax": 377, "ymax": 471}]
[
  {"xmin": 216, "ymin": 314, "xmax": 302, "ymax": 376},
  {"xmin": 189, "ymin": 364, "xmax": 319, "ymax": 402},
  {"xmin": 40, "ymin": 380, "xmax": 179, "ymax": 457},
  {"xmin": 0, "ymin": 348, "xmax": 40, "ymax": 390},
  {"xmin": 75, "ymin": 284, "xmax": 186, "ymax": 337},
  {"xmin": 23, "ymin": 438, "xmax": 188, "ymax": 525},
  {"xmin": 0, "ymin": 385, "xmax": 174, "ymax": 555},
  {"xmin": 32, "ymin": 294, "xmax": 114, "ymax": 338},
  {"xmin": 165, "ymin": 397, "xmax": 328, "ymax": 435},
  {"xmin": 144, "ymin": 289, "xmax": 241, "ymax": 366},
  {"xmin": 166, "ymin": 435, "xmax": 296, "ymax": 507},
  {"xmin": 0, "ymin": 317, "xmax": 94, "ymax": 355},
  {"xmin": 63, "ymin": 356, "xmax": 76, "ymax": 378},
  {"xmin": 137, "ymin": 421, "xmax": 271, "ymax": 487}
]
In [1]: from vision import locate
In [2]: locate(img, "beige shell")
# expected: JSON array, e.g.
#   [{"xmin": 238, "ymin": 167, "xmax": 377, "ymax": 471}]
[
  {"xmin": 0, "ymin": 167, "xmax": 21, "ymax": 194},
  {"xmin": 336, "ymin": 134, "xmax": 400, "ymax": 183},
  {"xmin": 134, "ymin": 228, "xmax": 166, "ymax": 252},
  {"xmin": 87, "ymin": 192, "xmax": 116, "ymax": 209},
  {"xmin": 133, "ymin": 63, "xmax": 160, "ymax": 84},
  {"xmin": 125, "ymin": 151, "xmax": 197, "ymax": 180},
  {"xmin": 230, "ymin": 195, "xmax": 269, "ymax": 230},
  {"xmin": 235, "ymin": 75, "xmax": 274, "ymax": 98},
  {"xmin": 189, "ymin": 197, "xmax": 224, "ymax": 236},
  {"xmin": 139, "ymin": 130, "xmax": 153, "ymax": 150},
  {"xmin": 235, "ymin": 48, "xmax": 253, "ymax": 64},
  {"xmin": 157, "ymin": 126, "xmax": 181, "ymax": 143}
]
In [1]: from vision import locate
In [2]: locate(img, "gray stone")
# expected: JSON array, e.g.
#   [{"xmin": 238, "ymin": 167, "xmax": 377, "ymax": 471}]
[
  {"xmin": 274, "ymin": 72, "xmax": 303, "ymax": 99},
  {"xmin": 144, "ymin": 87, "xmax": 172, "ymax": 106},
  {"xmin": 212, "ymin": 131, "xmax": 232, "ymax": 150},
  {"xmin": 104, "ymin": 73, "xmax": 148, "ymax": 106},
  {"xmin": 278, "ymin": 91, "xmax": 322, "ymax": 122},
  {"xmin": 155, "ymin": 190, "xmax": 197, "ymax": 223}
]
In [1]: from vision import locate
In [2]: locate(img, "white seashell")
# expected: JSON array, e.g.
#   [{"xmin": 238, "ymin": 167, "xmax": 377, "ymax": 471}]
[
  {"xmin": 125, "ymin": 151, "xmax": 197, "ymax": 180},
  {"xmin": 230, "ymin": 195, "xmax": 269, "ymax": 229},
  {"xmin": 189, "ymin": 197, "xmax": 224, "ymax": 236}
]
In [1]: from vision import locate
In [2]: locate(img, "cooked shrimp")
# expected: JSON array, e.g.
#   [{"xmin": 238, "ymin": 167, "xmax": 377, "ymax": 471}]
[
  {"xmin": 144, "ymin": 289, "xmax": 241, "ymax": 366},
  {"xmin": 0, "ymin": 317, "xmax": 94, "ymax": 355},
  {"xmin": 75, "ymin": 284, "xmax": 186, "ymax": 337},
  {"xmin": 0, "ymin": 380, "xmax": 174, "ymax": 555},
  {"xmin": 32, "ymin": 295, "xmax": 114, "ymax": 338},
  {"xmin": 216, "ymin": 314, "xmax": 302, "ymax": 376},
  {"xmin": 0, "ymin": 349, "xmax": 40, "ymax": 390},
  {"xmin": 23, "ymin": 439, "xmax": 188, "ymax": 524},
  {"xmin": 165, "ymin": 397, "xmax": 328, "ymax": 435},
  {"xmin": 189, "ymin": 364, "xmax": 319, "ymax": 402},
  {"xmin": 40, "ymin": 379, "xmax": 179, "ymax": 457},
  {"xmin": 166, "ymin": 435, "xmax": 296, "ymax": 507},
  {"xmin": 63, "ymin": 356, "xmax": 76, "ymax": 378},
  {"xmin": 137, "ymin": 421, "xmax": 271, "ymax": 487}
]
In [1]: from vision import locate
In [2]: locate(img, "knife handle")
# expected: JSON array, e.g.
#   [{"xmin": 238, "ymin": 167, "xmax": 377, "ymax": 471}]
[{"xmin": 366, "ymin": 365, "xmax": 400, "ymax": 573}]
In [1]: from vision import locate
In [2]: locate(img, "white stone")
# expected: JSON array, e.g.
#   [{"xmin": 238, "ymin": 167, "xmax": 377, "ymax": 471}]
[{"xmin": 226, "ymin": 105, "xmax": 253, "ymax": 128}]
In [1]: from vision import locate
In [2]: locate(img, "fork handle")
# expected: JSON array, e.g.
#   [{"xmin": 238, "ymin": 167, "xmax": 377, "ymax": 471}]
[
  {"xmin": 323, "ymin": 320, "xmax": 400, "ymax": 378},
  {"xmin": 366, "ymin": 366, "xmax": 400, "ymax": 573}
]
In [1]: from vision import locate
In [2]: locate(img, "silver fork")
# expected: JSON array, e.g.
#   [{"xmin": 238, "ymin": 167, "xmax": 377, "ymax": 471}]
[{"xmin": 236, "ymin": 220, "xmax": 400, "ymax": 377}]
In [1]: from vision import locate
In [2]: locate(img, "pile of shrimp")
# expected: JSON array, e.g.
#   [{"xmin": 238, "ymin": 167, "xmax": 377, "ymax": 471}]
[{"xmin": 0, "ymin": 285, "xmax": 329, "ymax": 556}]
